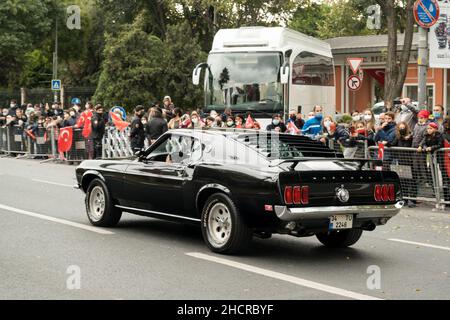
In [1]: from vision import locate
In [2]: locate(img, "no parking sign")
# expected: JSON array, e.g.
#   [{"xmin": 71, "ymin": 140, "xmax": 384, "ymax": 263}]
[{"xmin": 414, "ymin": 0, "xmax": 440, "ymax": 28}]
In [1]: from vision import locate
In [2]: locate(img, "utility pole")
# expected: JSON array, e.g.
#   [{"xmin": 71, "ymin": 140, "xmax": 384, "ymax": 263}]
[
  {"xmin": 52, "ymin": 19, "xmax": 59, "ymax": 103},
  {"xmin": 417, "ymin": 26, "xmax": 428, "ymax": 109}
]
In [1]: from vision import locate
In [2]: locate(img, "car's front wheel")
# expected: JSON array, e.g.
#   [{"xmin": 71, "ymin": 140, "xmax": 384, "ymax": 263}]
[
  {"xmin": 85, "ymin": 178, "xmax": 122, "ymax": 227},
  {"xmin": 316, "ymin": 229, "xmax": 363, "ymax": 248},
  {"xmin": 201, "ymin": 193, "xmax": 252, "ymax": 254}
]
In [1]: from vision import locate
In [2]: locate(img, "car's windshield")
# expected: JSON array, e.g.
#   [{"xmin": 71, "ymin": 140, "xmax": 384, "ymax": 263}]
[{"xmin": 205, "ymin": 52, "xmax": 283, "ymax": 113}]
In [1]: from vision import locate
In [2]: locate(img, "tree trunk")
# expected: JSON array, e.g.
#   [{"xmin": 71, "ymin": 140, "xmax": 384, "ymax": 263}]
[{"xmin": 376, "ymin": 0, "xmax": 415, "ymax": 108}]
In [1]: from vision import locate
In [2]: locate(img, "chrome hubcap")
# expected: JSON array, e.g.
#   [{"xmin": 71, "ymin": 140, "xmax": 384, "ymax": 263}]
[
  {"xmin": 89, "ymin": 186, "xmax": 105, "ymax": 221},
  {"xmin": 207, "ymin": 202, "xmax": 232, "ymax": 247}
]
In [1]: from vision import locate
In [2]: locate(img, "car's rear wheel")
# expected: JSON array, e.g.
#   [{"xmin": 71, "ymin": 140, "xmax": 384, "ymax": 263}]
[
  {"xmin": 201, "ymin": 193, "xmax": 252, "ymax": 254},
  {"xmin": 316, "ymin": 229, "xmax": 363, "ymax": 248},
  {"xmin": 85, "ymin": 178, "xmax": 122, "ymax": 227}
]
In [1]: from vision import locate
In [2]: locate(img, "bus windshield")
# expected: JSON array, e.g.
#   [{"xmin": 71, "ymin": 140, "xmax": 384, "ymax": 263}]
[{"xmin": 205, "ymin": 52, "xmax": 283, "ymax": 114}]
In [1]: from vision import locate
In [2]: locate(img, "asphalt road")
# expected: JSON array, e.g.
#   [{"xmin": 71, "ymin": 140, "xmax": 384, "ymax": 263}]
[{"xmin": 0, "ymin": 157, "xmax": 449, "ymax": 300}]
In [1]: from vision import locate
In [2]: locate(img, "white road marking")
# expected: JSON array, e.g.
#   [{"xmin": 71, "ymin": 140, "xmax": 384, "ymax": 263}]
[
  {"xmin": 31, "ymin": 179, "xmax": 74, "ymax": 188},
  {"xmin": 388, "ymin": 238, "xmax": 450, "ymax": 251},
  {"xmin": 0, "ymin": 203, "xmax": 114, "ymax": 235},
  {"xmin": 186, "ymin": 252, "xmax": 382, "ymax": 300}
]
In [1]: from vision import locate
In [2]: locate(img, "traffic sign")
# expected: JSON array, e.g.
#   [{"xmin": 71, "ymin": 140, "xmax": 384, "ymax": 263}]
[
  {"xmin": 414, "ymin": 0, "xmax": 440, "ymax": 28},
  {"xmin": 347, "ymin": 75, "xmax": 362, "ymax": 91},
  {"xmin": 347, "ymin": 58, "xmax": 364, "ymax": 75},
  {"xmin": 51, "ymin": 79, "xmax": 61, "ymax": 91}
]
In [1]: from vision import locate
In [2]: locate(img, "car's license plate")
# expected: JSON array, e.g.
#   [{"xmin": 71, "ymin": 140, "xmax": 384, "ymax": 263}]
[{"xmin": 329, "ymin": 215, "xmax": 353, "ymax": 230}]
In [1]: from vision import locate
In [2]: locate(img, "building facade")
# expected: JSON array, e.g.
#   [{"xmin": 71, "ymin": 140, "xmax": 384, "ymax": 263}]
[{"xmin": 327, "ymin": 33, "xmax": 449, "ymax": 115}]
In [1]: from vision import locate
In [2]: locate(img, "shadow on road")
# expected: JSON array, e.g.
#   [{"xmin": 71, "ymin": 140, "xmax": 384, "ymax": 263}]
[{"xmin": 113, "ymin": 217, "xmax": 383, "ymax": 265}]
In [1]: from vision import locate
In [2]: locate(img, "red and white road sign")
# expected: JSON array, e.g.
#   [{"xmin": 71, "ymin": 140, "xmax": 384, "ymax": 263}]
[
  {"xmin": 347, "ymin": 75, "xmax": 362, "ymax": 91},
  {"xmin": 347, "ymin": 58, "xmax": 364, "ymax": 74}
]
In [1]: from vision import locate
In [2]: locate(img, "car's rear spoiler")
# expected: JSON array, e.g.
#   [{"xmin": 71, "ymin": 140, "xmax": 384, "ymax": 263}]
[{"xmin": 269, "ymin": 158, "xmax": 384, "ymax": 171}]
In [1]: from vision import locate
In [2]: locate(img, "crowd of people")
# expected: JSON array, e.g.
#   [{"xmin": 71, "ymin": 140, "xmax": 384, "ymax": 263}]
[{"xmin": 1, "ymin": 96, "xmax": 450, "ymax": 157}]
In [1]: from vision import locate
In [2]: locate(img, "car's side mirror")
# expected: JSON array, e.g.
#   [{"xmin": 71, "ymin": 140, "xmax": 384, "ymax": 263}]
[{"xmin": 280, "ymin": 63, "xmax": 290, "ymax": 84}]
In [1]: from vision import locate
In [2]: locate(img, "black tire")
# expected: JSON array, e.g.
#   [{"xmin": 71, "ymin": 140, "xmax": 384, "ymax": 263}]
[
  {"xmin": 316, "ymin": 229, "xmax": 363, "ymax": 248},
  {"xmin": 85, "ymin": 178, "xmax": 122, "ymax": 227},
  {"xmin": 201, "ymin": 193, "xmax": 252, "ymax": 254}
]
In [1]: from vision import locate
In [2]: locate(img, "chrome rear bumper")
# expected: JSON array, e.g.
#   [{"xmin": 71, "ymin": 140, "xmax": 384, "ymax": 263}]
[{"xmin": 274, "ymin": 201, "xmax": 404, "ymax": 222}]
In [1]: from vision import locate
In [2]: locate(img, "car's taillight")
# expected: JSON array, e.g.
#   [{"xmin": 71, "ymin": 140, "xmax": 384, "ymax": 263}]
[
  {"xmin": 388, "ymin": 184, "xmax": 395, "ymax": 201},
  {"xmin": 293, "ymin": 186, "xmax": 301, "ymax": 204},
  {"xmin": 374, "ymin": 184, "xmax": 395, "ymax": 202},
  {"xmin": 284, "ymin": 186, "xmax": 309, "ymax": 205},
  {"xmin": 301, "ymin": 186, "xmax": 309, "ymax": 205},
  {"xmin": 374, "ymin": 185, "xmax": 382, "ymax": 202},
  {"xmin": 284, "ymin": 186, "xmax": 293, "ymax": 204}
]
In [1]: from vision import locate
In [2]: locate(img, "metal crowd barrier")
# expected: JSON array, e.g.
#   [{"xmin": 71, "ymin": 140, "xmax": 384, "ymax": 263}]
[
  {"xmin": 327, "ymin": 139, "xmax": 368, "ymax": 159},
  {"xmin": 27, "ymin": 126, "xmax": 55, "ymax": 159},
  {"xmin": 434, "ymin": 148, "xmax": 450, "ymax": 206},
  {"xmin": 367, "ymin": 146, "xmax": 450, "ymax": 208},
  {"xmin": 0, "ymin": 126, "xmax": 8, "ymax": 155},
  {"xmin": 65, "ymin": 128, "xmax": 88, "ymax": 161},
  {"xmin": 102, "ymin": 127, "xmax": 133, "ymax": 159}
]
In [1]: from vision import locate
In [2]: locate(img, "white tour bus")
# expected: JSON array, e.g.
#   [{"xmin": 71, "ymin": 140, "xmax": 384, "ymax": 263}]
[{"xmin": 192, "ymin": 26, "xmax": 336, "ymax": 126}]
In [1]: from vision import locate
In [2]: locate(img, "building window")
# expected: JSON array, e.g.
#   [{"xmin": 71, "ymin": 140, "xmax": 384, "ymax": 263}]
[
  {"xmin": 404, "ymin": 85, "xmax": 434, "ymax": 107},
  {"xmin": 292, "ymin": 51, "xmax": 334, "ymax": 86}
]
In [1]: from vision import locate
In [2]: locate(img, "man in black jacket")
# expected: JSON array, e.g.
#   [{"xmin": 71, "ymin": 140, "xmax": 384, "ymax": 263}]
[
  {"xmin": 130, "ymin": 105, "xmax": 146, "ymax": 152},
  {"xmin": 91, "ymin": 104, "xmax": 106, "ymax": 159},
  {"xmin": 146, "ymin": 107, "xmax": 168, "ymax": 145}
]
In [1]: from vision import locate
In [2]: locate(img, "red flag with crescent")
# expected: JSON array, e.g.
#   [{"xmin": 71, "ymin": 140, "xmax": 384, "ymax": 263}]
[
  {"xmin": 287, "ymin": 121, "xmax": 300, "ymax": 134},
  {"xmin": 245, "ymin": 115, "xmax": 255, "ymax": 129},
  {"xmin": 110, "ymin": 111, "xmax": 130, "ymax": 131},
  {"xmin": 58, "ymin": 127, "xmax": 73, "ymax": 153},
  {"xmin": 445, "ymin": 140, "xmax": 450, "ymax": 178},
  {"xmin": 377, "ymin": 143, "xmax": 385, "ymax": 160},
  {"xmin": 82, "ymin": 111, "xmax": 93, "ymax": 138}
]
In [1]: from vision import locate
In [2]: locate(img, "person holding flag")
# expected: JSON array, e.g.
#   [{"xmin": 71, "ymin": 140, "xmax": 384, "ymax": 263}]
[{"xmin": 76, "ymin": 102, "xmax": 94, "ymax": 159}]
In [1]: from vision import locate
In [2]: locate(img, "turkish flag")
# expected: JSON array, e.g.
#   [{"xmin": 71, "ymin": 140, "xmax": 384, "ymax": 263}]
[
  {"xmin": 366, "ymin": 69, "xmax": 385, "ymax": 86},
  {"xmin": 444, "ymin": 140, "xmax": 450, "ymax": 178},
  {"xmin": 110, "ymin": 111, "xmax": 130, "ymax": 131},
  {"xmin": 58, "ymin": 127, "xmax": 73, "ymax": 153},
  {"xmin": 76, "ymin": 110, "xmax": 93, "ymax": 138},
  {"xmin": 245, "ymin": 115, "xmax": 254, "ymax": 129},
  {"xmin": 287, "ymin": 121, "xmax": 300, "ymax": 135},
  {"xmin": 377, "ymin": 143, "xmax": 385, "ymax": 160}
]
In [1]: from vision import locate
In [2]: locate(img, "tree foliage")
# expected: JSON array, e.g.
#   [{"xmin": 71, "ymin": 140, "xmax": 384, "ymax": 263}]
[
  {"xmin": 93, "ymin": 12, "xmax": 165, "ymax": 109},
  {"xmin": 1, "ymin": 0, "xmax": 417, "ymax": 108}
]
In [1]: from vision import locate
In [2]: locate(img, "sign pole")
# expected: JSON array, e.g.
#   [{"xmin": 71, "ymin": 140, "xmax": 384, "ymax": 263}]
[{"xmin": 418, "ymin": 26, "xmax": 428, "ymax": 109}]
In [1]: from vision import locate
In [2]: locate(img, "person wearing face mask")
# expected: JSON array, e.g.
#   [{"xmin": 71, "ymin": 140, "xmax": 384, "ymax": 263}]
[
  {"xmin": 0, "ymin": 108, "xmax": 9, "ymax": 126},
  {"xmin": 8, "ymin": 100, "xmax": 19, "ymax": 117},
  {"xmin": 394, "ymin": 98, "xmax": 418, "ymax": 131},
  {"xmin": 225, "ymin": 116, "xmax": 235, "ymax": 128},
  {"xmin": 374, "ymin": 112, "xmax": 397, "ymax": 147},
  {"xmin": 187, "ymin": 111, "xmax": 204, "ymax": 129},
  {"xmin": 351, "ymin": 111, "xmax": 361, "ymax": 125},
  {"xmin": 302, "ymin": 105, "xmax": 323, "ymax": 137},
  {"xmin": 266, "ymin": 114, "xmax": 287, "ymax": 133},
  {"xmin": 286, "ymin": 111, "xmax": 305, "ymax": 130},
  {"xmin": 393, "ymin": 121, "xmax": 412, "ymax": 147},
  {"xmin": 432, "ymin": 105, "xmax": 445, "ymax": 133},
  {"xmin": 63, "ymin": 108, "xmax": 78, "ymax": 127}
]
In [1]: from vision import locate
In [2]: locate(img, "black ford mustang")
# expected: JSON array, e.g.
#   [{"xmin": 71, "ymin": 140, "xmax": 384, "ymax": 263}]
[{"xmin": 76, "ymin": 129, "xmax": 404, "ymax": 254}]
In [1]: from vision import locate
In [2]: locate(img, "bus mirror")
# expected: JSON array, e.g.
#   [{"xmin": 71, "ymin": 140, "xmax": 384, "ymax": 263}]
[
  {"xmin": 193, "ymin": 62, "xmax": 208, "ymax": 86},
  {"xmin": 280, "ymin": 64, "xmax": 290, "ymax": 84},
  {"xmin": 192, "ymin": 69, "xmax": 201, "ymax": 85}
]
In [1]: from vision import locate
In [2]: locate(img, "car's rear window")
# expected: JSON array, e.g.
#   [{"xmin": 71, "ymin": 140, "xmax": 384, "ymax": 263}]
[{"xmin": 235, "ymin": 133, "xmax": 340, "ymax": 160}]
